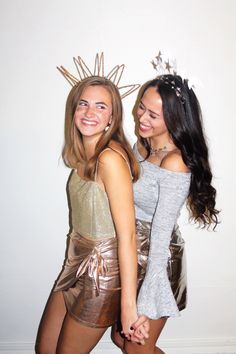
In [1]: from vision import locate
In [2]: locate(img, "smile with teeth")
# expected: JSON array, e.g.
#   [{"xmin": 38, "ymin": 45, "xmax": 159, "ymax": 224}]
[
  {"xmin": 139, "ymin": 122, "xmax": 152, "ymax": 132},
  {"xmin": 81, "ymin": 118, "xmax": 98, "ymax": 126}
]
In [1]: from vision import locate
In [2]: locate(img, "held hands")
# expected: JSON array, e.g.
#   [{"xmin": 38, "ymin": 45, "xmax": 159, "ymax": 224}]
[
  {"xmin": 121, "ymin": 314, "xmax": 149, "ymax": 345},
  {"xmin": 130, "ymin": 315, "xmax": 149, "ymax": 344}
]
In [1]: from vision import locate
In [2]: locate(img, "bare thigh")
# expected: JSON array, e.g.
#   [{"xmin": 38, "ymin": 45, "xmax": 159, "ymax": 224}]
[
  {"xmin": 35, "ymin": 291, "xmax": 66, "ymax": 354},
  {"xmin": 111, "ymin": 323, "xmax": 125, "ymax": 351},
  {"xmin": 124, "ymin": 317, "xmax": 167, "ymax": 354},
  {"xmin": 56, "ymin": 313, "xmax": 108, "ymax": 354}
]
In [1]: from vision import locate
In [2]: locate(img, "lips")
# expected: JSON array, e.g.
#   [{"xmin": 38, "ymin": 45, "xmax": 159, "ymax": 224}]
[
  {"xmin": 81, "ymin": 118, "xmax": 98, "ymax": 126},
  {"xmin": 139, "ymin": 123, "xmax": 151, "ymax": 132}
]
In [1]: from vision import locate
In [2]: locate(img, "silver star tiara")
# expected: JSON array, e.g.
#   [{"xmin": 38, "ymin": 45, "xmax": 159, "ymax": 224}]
[
  {"xmin": 151, "ymin": 51, "xmax": 185, "ymax": 103},
  {"xmin": 151, "ymin": 50, "xmax": 177, "ymax": 76},
  {"xmin": 57, "ymin": 52, "xmax": 140, "ymax": 99}
]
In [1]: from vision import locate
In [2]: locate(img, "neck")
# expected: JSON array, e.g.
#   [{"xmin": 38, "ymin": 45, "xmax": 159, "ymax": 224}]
[
  {"xmin": 82, "ymin": 135, "xmax": 99, "ymax": 159},
  {"xmin": 149, "ymin": 136, "xmax": 173, "ymax": 151},
  {"xmin": 148, "ymin": 136, "xmax": 176, "ymax": 158}
]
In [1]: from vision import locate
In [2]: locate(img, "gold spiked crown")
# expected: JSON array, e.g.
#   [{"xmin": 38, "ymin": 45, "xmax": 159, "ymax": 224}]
[{"xmin": 57, "ymin": 52, "xmax": 140, "ymax": 99}]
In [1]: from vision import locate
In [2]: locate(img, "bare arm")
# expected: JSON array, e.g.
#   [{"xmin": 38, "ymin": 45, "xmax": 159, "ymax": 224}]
[{"xmin": 98, "ymin": 149, "xmax": 138, "ymax": 336}]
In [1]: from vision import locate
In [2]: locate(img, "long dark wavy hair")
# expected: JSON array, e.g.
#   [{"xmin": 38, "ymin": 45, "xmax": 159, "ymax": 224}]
[
  {"xmin": 138, "ymin": 75, "xmax": 219, "ymax": 229},
  {"xmin": 62, "ymin": 76, "xmax": 139, "ymax": 181}
]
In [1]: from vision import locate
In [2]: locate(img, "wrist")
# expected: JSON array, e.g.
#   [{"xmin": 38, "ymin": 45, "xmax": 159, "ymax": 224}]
[
  {"xmin": 121, "ymin": 300, "xmax": 137, "ymax": 314},
  {"xmin": 121, "ymin": 297, "xmax": 136, "ymax": 306}
]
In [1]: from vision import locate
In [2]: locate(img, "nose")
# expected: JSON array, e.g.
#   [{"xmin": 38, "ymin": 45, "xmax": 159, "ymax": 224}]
[
  {"xmin": 85, "ymin": 106, "xmax": 95, "ymax": 118},
  {"xmin": 138, "ymin": 110, "xmax": 149, "ymax": 123}
]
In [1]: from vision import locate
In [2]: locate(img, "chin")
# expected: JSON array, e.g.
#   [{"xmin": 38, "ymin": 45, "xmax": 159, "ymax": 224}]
[{"xmin": 139, "ymin": 130, "xmax": 151, "ymax": 138}]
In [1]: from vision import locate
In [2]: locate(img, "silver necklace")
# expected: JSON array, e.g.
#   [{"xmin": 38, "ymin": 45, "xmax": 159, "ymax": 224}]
[{"xmin": 150, "ymin": 145, "xmax": 169, "ymax": 156}]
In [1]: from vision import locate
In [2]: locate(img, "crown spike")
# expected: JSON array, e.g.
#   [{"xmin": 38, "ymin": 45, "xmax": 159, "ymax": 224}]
[
  {"xmin": 106, "ymin": 65, "xmax": 120, "ymax": 82},
  {"xmin": 119, "ymin": 84, "xmax": 140, "ymax": 99},
  {"xmin": 115, "ymin": 64, "xmax": 125, "ymax": 86},
  {"xmin": 57, "ymin": 66, "xmax": 79, "ymax": 86},
  {"xmin": 57, "ymin": 53, "xmax": 140, "ymax": 99},
  {"xmin": 101, "ymin": 52, "xmax": 104, "ymax": 77},
  {"xmin": 107, "ymin": 64, "xmax": 124, "ymax": 86},
  {"xmin": 73, "ymin": 56, "xmax": 93, "ymax": 80},
  {"xmin": 94, "ymin": 52, "xmax": 104, "ymax": 77}
]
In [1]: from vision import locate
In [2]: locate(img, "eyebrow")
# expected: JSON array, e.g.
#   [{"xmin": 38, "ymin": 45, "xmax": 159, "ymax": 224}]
[
  {"xmin": 140, "ymin": 100, "xmax": 160, "ymax": 116},
  {"xmin": 79, "ymin": 99, "xmax": 108, "ymax": 107}
]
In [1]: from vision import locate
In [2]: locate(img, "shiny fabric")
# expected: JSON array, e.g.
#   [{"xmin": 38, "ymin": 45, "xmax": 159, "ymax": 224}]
[
  {"xmin": 54, "ymin": 231, "xmax": 121, "ymax": 328},
  {"xmin": 136, "ymin": 219, "xmax": 187, "ymax": 311},
  {"xmin": 69, "ymin": 171, "xmax": 116, "ymax": 239},
  {"xmin": 53, "ymin": 167, "xmax": 123, "ymax": 328}
]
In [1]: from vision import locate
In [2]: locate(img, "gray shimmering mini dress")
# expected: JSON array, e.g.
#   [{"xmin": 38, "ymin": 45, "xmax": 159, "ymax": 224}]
[{"xmin": 133, "ymin": 143, "xmax": 191, "ymax": 320}]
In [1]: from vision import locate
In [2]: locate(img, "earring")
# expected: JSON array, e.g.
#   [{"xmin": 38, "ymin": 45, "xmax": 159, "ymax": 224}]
[{"xmin": 105, "ymin": 118, "xmax": 112, "ymax": 132}]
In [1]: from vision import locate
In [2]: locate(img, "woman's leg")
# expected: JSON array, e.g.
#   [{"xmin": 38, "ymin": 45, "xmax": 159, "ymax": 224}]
[
  {"xmin": 124, "ymin": 317, "xmax": 167, "ymax": 354},
  {"xmin": 111, "ymin": 323, "xmax": 125, "ymax": 352},
  {"xmin": 56, "ymin": 313, "xmax": 108, "ymax": 354},
  {"xmin": 35, "ymin": 291, "xmax": 67, "ymax": 354}
]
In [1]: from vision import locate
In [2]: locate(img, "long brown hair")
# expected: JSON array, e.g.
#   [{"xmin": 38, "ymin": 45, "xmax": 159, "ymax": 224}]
[{"xmin": 62, "ymin": 76, "xmax": 139, "ymax": 181}]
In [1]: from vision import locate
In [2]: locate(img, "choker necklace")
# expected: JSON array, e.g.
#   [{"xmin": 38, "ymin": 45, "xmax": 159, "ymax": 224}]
[{"xmin": 150, "ymin": 145, "xmax": 170, "ymax": 156}]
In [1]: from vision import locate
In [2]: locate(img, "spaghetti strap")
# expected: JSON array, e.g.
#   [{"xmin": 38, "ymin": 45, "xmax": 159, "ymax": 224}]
[
  {"xmin": 111, "ymin": 148, "xmax": 132, "ymax": 178},
  {"xmin": 95, "ymin": 147, "xmax": 132, "ymax": 181},
  {"xmin": 94, "ymin": 148, "xmax": 111, "ymax": 181}
]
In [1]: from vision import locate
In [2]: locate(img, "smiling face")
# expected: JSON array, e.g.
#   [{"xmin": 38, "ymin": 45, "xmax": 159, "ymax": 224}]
[
  {"xmin": 74, "ymin": 85, "xmax": 113, "ymax": 140},
  {"xmin": 136, "ymin": 86, "xmax": 168, "ymax": 139}
]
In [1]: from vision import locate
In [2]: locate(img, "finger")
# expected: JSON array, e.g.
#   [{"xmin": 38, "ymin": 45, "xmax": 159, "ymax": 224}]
[
  {"xmin": 137, "ymin": 324, "xmax": 149, "ymax": 339},
  {"xmin": 137, "ymin": 323, "xmax": 149, "ymax": 339},
  {"xmin": 132, "ymin": 315, "xmax": 148, "ymax": 329},
  {"xmin": 120, "ymin": 330, "xmax": 127, "ymax": 340},
  {"xmin": 144, "ymin": 320, "xmax": 150, "ymax": 330},
  {"xmin": 133, "ymin": 328, "xmax": 144, "ymax": 340},
  {"xmin": 134, "ymin": 320, "xmax": 150, "ymax": 338},
  {"xmin": 143, "ymin": 320, "xmax": 150, "ymax": 337},
  {"xmin": 124, "ymin": 333, "xmax": 131, "ymax": 341},
  {"xmin": 139, "ymin": 339, "xmax": 145, "ymax": 345},
  {"xmin": 130, "ymin": 334, "xmax": 145, "ymax": 344},
  {"xmin": 130, "ymin": 335, "xmax": 139, "ymax": 343}
]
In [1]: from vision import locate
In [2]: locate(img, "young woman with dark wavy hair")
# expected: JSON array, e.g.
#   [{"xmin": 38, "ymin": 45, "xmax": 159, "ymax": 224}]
[{"xmin": 112, "ymin": 75, "xmax": 219, "ymax": 354}]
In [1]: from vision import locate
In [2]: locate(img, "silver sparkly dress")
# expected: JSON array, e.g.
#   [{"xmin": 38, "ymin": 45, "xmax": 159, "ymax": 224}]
[{"xmin": 133, "ymin": 143, "xmax": 191, "ymax": 320}]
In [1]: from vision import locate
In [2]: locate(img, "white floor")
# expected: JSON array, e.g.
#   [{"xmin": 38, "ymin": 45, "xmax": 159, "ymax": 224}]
[{"xmin": 1, "ymin": 338, "xmax": 236, "ymax": 354}]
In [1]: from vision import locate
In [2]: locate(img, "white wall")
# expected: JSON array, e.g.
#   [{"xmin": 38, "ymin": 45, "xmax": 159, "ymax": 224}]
[{"xmin": 0, "ymin": 0, "xmax": 235, "ymax": 353}]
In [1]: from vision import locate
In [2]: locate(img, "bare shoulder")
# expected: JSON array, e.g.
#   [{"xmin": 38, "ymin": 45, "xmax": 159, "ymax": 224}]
[
  {"xmin": 98, "ymin": 148, "xmax": 123, "ymax": 165},
  {"xmin": 161, "ymin": 150, "xmax": 190, "ymax": 173},
  {"xmin": 109, "ymin": 140, "xmax": 129, "ymax": 160},
  {"xmin": 98, "ymin": 147, "xmax": 132, "ymax": 188},
  {"xmin": 98, "ymin": 146, "xmax": 128, "ymax": 173}
]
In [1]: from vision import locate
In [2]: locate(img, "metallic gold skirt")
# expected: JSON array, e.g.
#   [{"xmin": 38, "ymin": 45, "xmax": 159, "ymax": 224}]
[
  {"xmin": 54, "ymin": 231, "xmax": 121, "ymax": 328},
  {"xmin": 136, "ymin": 219, "xmax": 187, "ymax": 311}
]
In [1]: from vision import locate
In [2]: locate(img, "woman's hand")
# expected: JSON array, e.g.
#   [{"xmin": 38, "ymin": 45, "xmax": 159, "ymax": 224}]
[
  {"xmin": 130, "ymin": 315, "xmax": 150, "ymax": 343},
  {"xmin": 120, "ymin": 305, "xmax": 138, "ymax": 341}
]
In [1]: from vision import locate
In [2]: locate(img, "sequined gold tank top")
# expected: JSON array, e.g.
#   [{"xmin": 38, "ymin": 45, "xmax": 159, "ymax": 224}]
[{"xmin": 69, "ymin": 171, "xmax": 116, "ymax": 239}]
